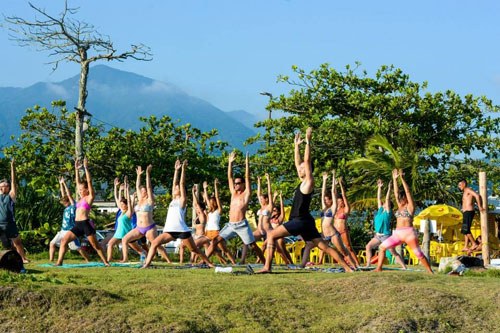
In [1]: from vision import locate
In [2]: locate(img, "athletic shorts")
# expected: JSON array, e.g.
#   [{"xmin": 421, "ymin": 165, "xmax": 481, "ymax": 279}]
[
  {"xmin": 284, "ymin": 216, "xmax": 321, "ymax": 241},
  {"xmin": 219, "ymin": 219, "xmax": 255, "ymax": 245},
  {"xmin": 50, "ymin": 230, "xmax": 81, "ymax": 250},
  {"xmin": 0, "ymin": 221, "xmax": 19, "ymax": 239},
  {"xmin": 70, "ymin": 219, "xmax": 96, "ymax": 238},
  {"xmin": 461, "ymin": 211, "xmax": 475, "ymax": 235},
  {"xmin": 164, "ymin": 231, "xmax": 191, "ymax": 240},
  {"xmin": 205, "ymin": 230, "xmax": 219, "ymax": 240},
  {"xmin": 375, "ymin": 233, "xmax": 390, "ymax": 243}
]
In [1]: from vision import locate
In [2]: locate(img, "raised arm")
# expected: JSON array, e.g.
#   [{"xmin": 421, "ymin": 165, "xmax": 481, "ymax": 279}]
[
  {"xmin": 392, "ymin": 169, "xmax": 400, "ymax": 207},
  {"xmin": 125, "ymin": 176, "xmax": 133, "ymax": 219},
  {"xmin": 113, "ymin": 177, "xmax": 120, "ymax": 207},
  {"xmin": 265, "ymin": 173, "xmax": 273, "ymax": 210},
  {"xmin": 257, "ymin": 176, "xmax": 262, "ymax": 204},
  {"xmin": 179, "ymin": 160, "xmax": 187, "ymax": 208},
  {"xmin": 294, "ymin": 132, "xmax": 303, "ymax": 174},
  {"xmin": 61, "ymin": 178, "xmax": 75, "ymax": 206},
  {"xmin": 146, "ymin": 164, "xmax": 154, "ymax": 205},
  {"xmin": 59, "ymin": 176, "xmax": 65, "ymax": 198},
  {"xmin": 227, "ymin": 152, "xmax": 235, "ymax": 195},
  {"xmin": 172, "ymin": 159, "xmax": 180, "ymax": 195},
  {"xmin": 331, "ymin": 170, "xmax": 337, "ymax": 214},
  {"xmin": 338, "ymin": 176, "xmax": 349, "ymax": 214},
  {"xmin": 398, "ymin": 169, "xmax": 414, "ymax": 213},
  {"xmin": 9, "ymin": 158, "xmax": 16, "ymax": 201},
  {"xmin": 385, "ymin": 180, "xmax": 392, "ymax": 211},
  {"xmin": 278, "ymin": 191, "xmax": 285, "ymax": 223},
  {"xmin": 192, "ymin": 185, "xmax": 201, "ymax": 211},
  {"xmin": 202, "ymin": 181, "xmax": 209, "ymax": 205},
  {"xmin": 377, "ymin": 179, "xmax": 383, "ymax": 209},
  {"xmin": 83, "ymin": 157, "xmax": 95, "ymax": 205},
  {"xmin": 214, "ymin": 178, "xmax": 222, "ymax": 214},
  {"xmin": 321, "ymin": 172, "xmax": 328, "ymax": 210},
  {"xmin": 245, "ymin": 152, "xmax": 251, "ymax": 201},
  {"xmin": 136, "ymin": 166, "xmax": 143, "ymax": 201}
]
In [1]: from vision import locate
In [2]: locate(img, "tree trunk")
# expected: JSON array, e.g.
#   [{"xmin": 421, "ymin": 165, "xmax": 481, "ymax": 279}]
[
  {"xmin": 479, "ymin": 172, "xmax": 490, "ymax": 265},
  {"xmin": 75, "ymin": 56, "xmax": 89, "ymax": 161}
]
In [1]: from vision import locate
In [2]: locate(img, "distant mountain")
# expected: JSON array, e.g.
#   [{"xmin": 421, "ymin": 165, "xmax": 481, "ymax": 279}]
[
  {"xmin": 226, "ymin": 110, "xmax": 264, "ymax": 131},
  {"xmin": 0, "ymin": 65, "xmax": 258, "ymax": 150}
]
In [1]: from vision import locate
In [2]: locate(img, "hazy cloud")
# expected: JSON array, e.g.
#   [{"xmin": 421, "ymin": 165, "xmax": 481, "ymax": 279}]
[{"xmin": 45, "ymin": 83, "xmax": 69, "ymax": 98}]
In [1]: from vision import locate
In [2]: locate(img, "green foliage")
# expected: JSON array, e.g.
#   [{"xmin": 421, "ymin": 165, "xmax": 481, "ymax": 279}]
[{"xmin": 14, "ymin": 185, "xmax": 62, "ymax": 232}]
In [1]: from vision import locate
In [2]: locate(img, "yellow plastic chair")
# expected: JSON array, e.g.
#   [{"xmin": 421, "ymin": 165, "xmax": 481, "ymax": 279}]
[
  {"xmin": 309, "ymin": 247, "xmax": 320, "ymax": 264},
  {"xmin": 357, "ymin": 250, "xmax": 367, "ymax": 264},
  {"xmin": 404, "ymin": 248, "xmax": 419, "ymax": 265},
  {"xmin": 289, "ymin": 241, "xmax": 305, "ymax": 264}
]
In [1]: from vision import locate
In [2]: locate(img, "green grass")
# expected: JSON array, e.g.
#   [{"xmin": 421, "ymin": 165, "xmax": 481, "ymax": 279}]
[{"xmin": 1, "ymin": 258, "xmax": 499, "ymax": 332}]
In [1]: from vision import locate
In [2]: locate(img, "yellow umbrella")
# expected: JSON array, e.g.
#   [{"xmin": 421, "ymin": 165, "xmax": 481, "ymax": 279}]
[{"xmin": 413, "ymin": 204, "xmax": 462, "ymax": 227}]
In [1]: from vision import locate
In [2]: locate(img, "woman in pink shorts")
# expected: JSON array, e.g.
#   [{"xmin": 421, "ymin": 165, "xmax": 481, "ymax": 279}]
[{"xmin": 374, "ymin": 169, "xmax": 433, "ymax": 274}]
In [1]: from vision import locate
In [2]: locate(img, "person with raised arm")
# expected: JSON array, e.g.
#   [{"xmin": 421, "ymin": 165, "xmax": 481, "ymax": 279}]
[
  {"xmin": 56, "ymin": 157, "xmax": 109, "ymax": 266},
  {"xmin": 49, "ymin": 176, "xmax": 89, "ymax": 262},
  {"xmin": 257, "ymin": 128, "xmax": 353, "ymax": 273},
  {"xmin": 121, "ymin": 165, "xmax": 171, "ymax": 263},
  {"xmin": 142, "ymin": 160, "xmax": 214, "ymax": 268},
  {"xmin": 374, "ymin": 169, "xmax": 433, "ymax": 274},
  {"xmin": 251, "ymin": 173, "xmax": 276, "ymax": 263},
  {"xmin": 107, "ymin": 177, "xmax": 135, "ymax": 262},
  {"xmin": 203, "ymin": 179, "xmax": 235, "ymax": 264},
  {"xmin": 0, "ymin": 157, "xmax": 29, "ymax": 263},
  {"xmin": 365, "ymin": 179, "xmax": 406, "ymax": 269},
  {"xmin": 334, "ymin": 175, "xmax": 361, "ymax": 268},
  {"xmin": 303, "ymin": 170, "xmax": 357, "ymax": 267},
  {"xmin": 261, "ymin": 190, "xmax": 293, "ymax": 264},
  {"xmin": 205, "ymin": 152, "xmax": 266, "ymax": 263}
]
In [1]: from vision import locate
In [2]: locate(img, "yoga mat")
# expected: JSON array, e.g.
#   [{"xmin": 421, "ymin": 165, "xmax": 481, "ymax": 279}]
[
  {"xmin": 38, "ymin": 262, "xmax": 141, "ymax": 268},
  {"xmin": 358, "ymin": 266, "xmax": 424, "ymax": 272}
]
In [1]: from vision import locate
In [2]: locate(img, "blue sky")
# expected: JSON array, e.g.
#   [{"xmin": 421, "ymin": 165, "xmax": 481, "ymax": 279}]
[{"xmin": 1, "ymin": 0, "xmax": 500, "ymax": 118}]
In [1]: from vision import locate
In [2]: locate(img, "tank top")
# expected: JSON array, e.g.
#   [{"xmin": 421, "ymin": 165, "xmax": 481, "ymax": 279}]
[
  {"xmin": 164, "ymin": 199, "xmax": 190, "ymax": 232},
  {"xmin": 0, "ymin": 194, "xmax": 15, "ymax": 224},
  {"xmin": 206, "ymin": 211, "xmax": 220, "ymax": 231},
  {"xmin": 289, "ymin": 184, "xmax": 313, "ymax": 220}
]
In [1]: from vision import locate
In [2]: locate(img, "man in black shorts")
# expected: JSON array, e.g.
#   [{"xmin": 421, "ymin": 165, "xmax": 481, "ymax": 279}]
[
  {"xmin": 458, "ymin": 179, "xmax": 484, "ymax": 252},
  {"xmin": 0, "ymin": 158, "xmax": 29, "ymax": 263},
  {"xmin": 257, "ymin": 128, "xmax": 353, "ymax": 273}
]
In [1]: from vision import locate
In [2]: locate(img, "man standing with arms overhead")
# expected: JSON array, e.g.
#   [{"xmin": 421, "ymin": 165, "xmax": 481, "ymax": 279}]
[
  {"xmin": 206, "ymin": 152, "xmax": 266, "ymax": 263},
  {"xmin": 458, "ymin": 179, "xmax": 485, "ymax": 252},
  {"xmin": 0, "ymin": 158, "xmax": 29, "ymax": 263}
]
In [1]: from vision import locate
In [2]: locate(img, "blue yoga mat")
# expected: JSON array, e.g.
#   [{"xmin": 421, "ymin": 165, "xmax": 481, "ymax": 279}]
[{"xmin": 38, "ymin": 262, "xmax": 142, "ymax": 268}]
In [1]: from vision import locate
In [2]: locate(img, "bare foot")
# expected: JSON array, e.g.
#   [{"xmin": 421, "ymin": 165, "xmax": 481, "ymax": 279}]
[
  {"xmin": 22, "ymin": 259, "xmax": 30, "ymax": 264},
  {"xmin": 119, "ymin": 259, "xmax": 128, "ymax": 263},
  {"xmin": 460, "ymin": 247, "xmax": 469, "ymax": 252},
  {"xmin": 255, "ymin": 268, "xmax": 272, "ymax": 274},
  {"xmin": 104, "ymin": 262, "xmax": 110, "ymax": 267},
  {"xmin": 372, "ymin": 268, "xmax": 382, "ymax": 272}
]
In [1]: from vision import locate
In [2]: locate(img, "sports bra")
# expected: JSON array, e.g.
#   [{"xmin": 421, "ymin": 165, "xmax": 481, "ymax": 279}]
[
  {"xmin": 394, "ymin": 208, "xmax": 413, "ymax": 219},
  {"xmin": 135, "ymin": 203, "xmax": 153, "ymax": 212},
  {"xmin": 320, "ymin": 208, "xmax": 333, "ymax": 218},
  {"xmin": 257, "ymin": 209, "xmax": 271, "ymax": 217},
  {"xmin": 335, "ymin": 211, "xmax": 346, "ymax": 219},
  {"xmin": 76, "ymin": 198, "xmax": 91, "ymax": 211}
]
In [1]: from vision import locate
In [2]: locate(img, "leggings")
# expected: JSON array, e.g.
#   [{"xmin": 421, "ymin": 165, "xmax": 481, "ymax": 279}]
[{"xmin": 380, "ymin": 227, "xmax": 424, "ymax": 259}]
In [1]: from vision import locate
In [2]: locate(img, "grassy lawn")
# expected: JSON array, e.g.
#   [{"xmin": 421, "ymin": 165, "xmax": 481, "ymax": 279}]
[{"xmin": 1, "ymin": 256, "xmax": 499, "ymax": 332}]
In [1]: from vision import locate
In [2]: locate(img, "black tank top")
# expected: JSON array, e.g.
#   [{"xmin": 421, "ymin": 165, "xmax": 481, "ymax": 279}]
[{"xmin": 289, "ymin": 184, "xmax": 313, "ymax": 220}]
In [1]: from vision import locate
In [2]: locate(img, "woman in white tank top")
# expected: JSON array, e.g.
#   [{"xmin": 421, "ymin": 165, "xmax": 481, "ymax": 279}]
[
  {"xmin": 202, "ymin": 178, "xmax": 236, "ymax": 264},
  {"xmin": 142, "ymin": 159, "xmax": 214, "ymax": 268}
]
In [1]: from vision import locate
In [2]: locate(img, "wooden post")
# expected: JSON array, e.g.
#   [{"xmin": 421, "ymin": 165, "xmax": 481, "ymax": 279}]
[
  {"xmin": 422, "ymin": 220, "xmax": 431, "ymax": 262},
  {"xmin": 479, "ymin": 172, "xmax": 490, "ymax": 265}
]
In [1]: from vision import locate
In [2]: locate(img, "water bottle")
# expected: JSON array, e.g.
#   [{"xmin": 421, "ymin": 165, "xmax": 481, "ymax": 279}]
[{"xmin": 140, "ymin": 251, "xmax": 146, "ymax": 265}]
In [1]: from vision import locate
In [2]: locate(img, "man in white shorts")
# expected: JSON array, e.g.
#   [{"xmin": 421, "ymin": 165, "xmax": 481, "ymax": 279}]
[{"xmin": 206, "ymin": 152, "xmax": 266, "ymax": 263}]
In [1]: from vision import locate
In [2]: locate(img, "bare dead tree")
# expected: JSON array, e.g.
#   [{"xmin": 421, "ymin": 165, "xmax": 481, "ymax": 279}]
[{"xmin": 4, "ymin": 1, "xmax": 153, "ymax": 160}]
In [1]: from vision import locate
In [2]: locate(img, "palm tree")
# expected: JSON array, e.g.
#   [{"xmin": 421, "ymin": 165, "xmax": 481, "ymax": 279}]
[{"xmin": 347, "ymin": 134, "xmax": 458, "ymax": 210}]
